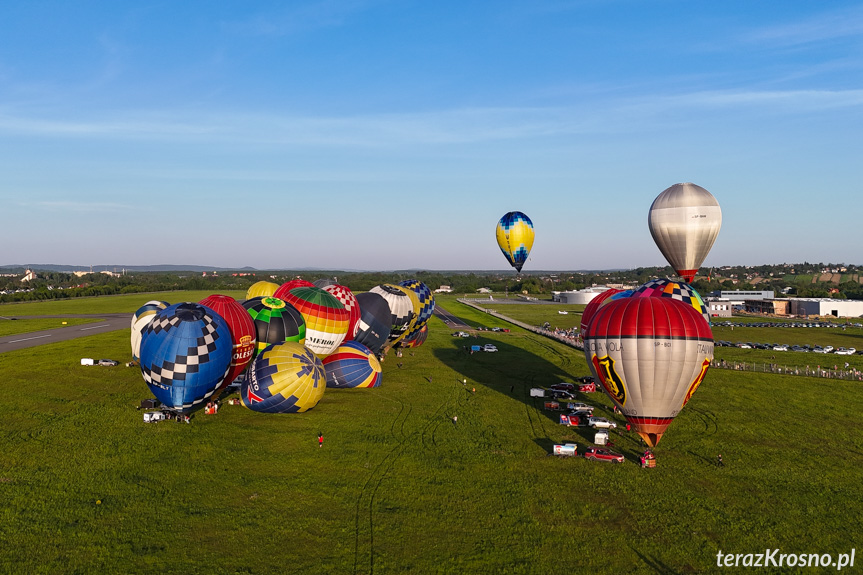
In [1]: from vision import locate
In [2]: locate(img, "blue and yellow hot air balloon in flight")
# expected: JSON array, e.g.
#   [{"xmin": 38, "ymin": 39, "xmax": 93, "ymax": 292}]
[{"xmin": 496, "ymin": 211, "xmax": 534, "ymax": 272}]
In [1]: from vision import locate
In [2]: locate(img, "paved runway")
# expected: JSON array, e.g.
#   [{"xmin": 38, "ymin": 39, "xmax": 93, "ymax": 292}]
[
  {"xmin": 432, "ymin": 306, "xmax": 473, "ymax": 330},
  {"xmin": 0, "ymin": 314, "xmax": 130, "ymax": 354}
]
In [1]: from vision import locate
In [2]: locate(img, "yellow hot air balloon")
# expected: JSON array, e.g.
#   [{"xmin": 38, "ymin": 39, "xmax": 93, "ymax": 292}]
[
  {"xmin": 246, "ymin": 281, "xmax": 279, "ymax": 300},
  {"xmin": 241, "ymin": 341, "xmax": 326, "ymax": 413},
  {"xmin": 496, "ymin": 211, "xmax": 534, "ymax": 272}
]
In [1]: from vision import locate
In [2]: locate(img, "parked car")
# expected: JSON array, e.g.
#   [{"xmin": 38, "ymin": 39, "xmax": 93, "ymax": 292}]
[
  {"xmin": 97, "ymin": 359, "xmax": 119, "ymax": 366},
  {"xmin": 452, "ymin": 331, "xmax": 470, "ymax": 338},
  {"xmin": 823, "ymin": 346, "xmax": 834, "ymax": 353},
  {"xmin": 566, "ymin": 402, "xmax": 594, "ymax": 413},
  {"xmin": 773, "ymin": 345, "xmax": 789, "ymax": 351},
  {"xmin": 550, "ymin": 383, "xmax": 576, "ymax": 393},
  {"xmin": 583, "ymin": 447, "xmax": 624, "ymax": 463},
  {"xmin": 588, "ymin": 416, "xmax": 617, "ymax": 429},
  {"xmin": 835, "ymin": 347, "xmax": 856, "ymax": 355},
  {"xmin": 552, "ymin": 390, "xmax": 577, "ymax": 400},
  {"xmin": 482, "ymin": 344, "xmax": 498, "ymax": 352}
]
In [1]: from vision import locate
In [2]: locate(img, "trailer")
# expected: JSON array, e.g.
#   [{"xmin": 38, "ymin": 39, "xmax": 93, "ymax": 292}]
[
  {"xmin": 143, "ymin": 411, "xmax": 165, "ymax": 423},
  {"xmin": 529, "ymin": 388, "xmax": 545, "ymax": 398},
  {"xmin": 559, "ymin": 413, "xmax": 589, "ymax": 427},
  {"xmin": 544, "ymin": 401, "xmax": 561, "ymax": 411},
  {"xmin": 594, "ymin": 429, "xmax": 609, "ymax": 445},
  {"xmin": 553, "ymin": 443, "xmax": 578, "ymax": 457}
]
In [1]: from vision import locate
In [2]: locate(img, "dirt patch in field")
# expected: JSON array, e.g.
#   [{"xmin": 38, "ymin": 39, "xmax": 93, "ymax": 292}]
[{"xmin": 818, "ymin": 273, "xmax": 833, "ymax": 283}]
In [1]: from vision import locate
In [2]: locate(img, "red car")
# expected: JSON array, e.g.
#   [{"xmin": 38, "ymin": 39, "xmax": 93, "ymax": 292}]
[{"xmin": 583, "ymin": 447, "xmax": 624, "ymax": 463}]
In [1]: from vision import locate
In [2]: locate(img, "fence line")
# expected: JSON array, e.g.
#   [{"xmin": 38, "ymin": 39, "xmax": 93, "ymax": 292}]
[
  {"xmin": 457, "ymin": 298, "xmax": 584, "ymax": 350},
  {"xmin": 457, "ymin": 299, "xmax": 863, "ymax": 381}
]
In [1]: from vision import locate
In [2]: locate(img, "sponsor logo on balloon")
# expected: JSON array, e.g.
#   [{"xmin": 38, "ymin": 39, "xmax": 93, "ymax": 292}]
[
  {"xmin": 247, "ymin": 386, "xmax": 265, "ymax": 404},
  {"xmin": 591, "ymin": 354, "xmax": 627, "ymax": 405},
  {"xmin": 262, "ymin": 297, "xmax": 285, "ymax": 309},
  {"xmin": 683, "ymin": 359, "xmax": 711, "ymax": 407}
]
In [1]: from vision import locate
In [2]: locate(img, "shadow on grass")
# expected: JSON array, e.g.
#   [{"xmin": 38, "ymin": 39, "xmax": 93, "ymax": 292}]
[
  {"xmin": 432, "ymin": 337, "xmax": 628, "ymax": 453},
  {"xmin": 630, "ymin": 546, "xmax": 684, "ymax": 575}
]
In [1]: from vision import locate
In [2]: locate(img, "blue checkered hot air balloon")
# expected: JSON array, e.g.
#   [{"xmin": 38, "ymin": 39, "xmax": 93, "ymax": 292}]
[
  {"xmin": 496, "ymin": 211, "xmax": 534, "ymax": 272},
  {"xmin": 139, "ymin": 302, "xmax": 233, "ymax": 413},
  {"xmin": 397, "ymin": 279, "xmax": 435, "ymax": 340}
]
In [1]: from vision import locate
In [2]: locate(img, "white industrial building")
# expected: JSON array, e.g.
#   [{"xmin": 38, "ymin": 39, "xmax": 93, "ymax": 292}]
[
  {"xmin": 788, "ymin": 298, "xmax": 863, "ymax": 318},
  {"xmin": 709, "ymin": 290, "xmax": 775, "ymax": 301},
  {"xmin": 705, "ymin": 299, "xmax": 733, "ymax": 318},
  {"xmin": 553, "ymin": 286, "xmax": 614, "ymax": 305}
]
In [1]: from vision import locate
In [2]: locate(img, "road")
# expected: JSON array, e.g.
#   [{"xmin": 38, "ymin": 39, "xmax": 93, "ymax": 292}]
[
  {"xmin": 432, "ymin": 306, "xmax": 473, "ymax": 330},
  {"xmin": 0, "ymin": 314, "xmax": 130, "ymax": 354}
]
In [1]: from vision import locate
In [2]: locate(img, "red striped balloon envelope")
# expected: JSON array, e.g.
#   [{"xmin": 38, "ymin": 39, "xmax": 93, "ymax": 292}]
[
  {"xmin": 273, "ymin": 279, "xmax": 315, "ymax": 301},
  {"xmin": 281, "ymin": 287, "xmax": 350, "ymax": 355},
  {"xmin": 199, "ymin": 294, "xmax": 257, "ymax": 392},
  {"xmin": 579, "ymin": 288, "xmax": 621, "ymax": 337},
  {"xmin": 583, "ymin": 296, "xmax": 714, "ymax": 448}
]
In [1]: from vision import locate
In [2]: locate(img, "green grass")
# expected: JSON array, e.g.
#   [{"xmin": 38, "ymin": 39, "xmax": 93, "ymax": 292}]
[
  {"xmin": 0, "ymin": 291, "xmax": 247, "ymax": 316},
  {"xmin": 0, "ymin": 317, "xmax": 99, "ymax": 337},
  {"xmin": 1, "ymin": 296, "xmax": 863, "ymax": 573}
]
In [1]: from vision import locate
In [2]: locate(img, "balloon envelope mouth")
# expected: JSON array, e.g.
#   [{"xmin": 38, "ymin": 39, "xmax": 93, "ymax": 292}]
[{"xmin": 174, "ymin": 303, "xmax": 205, "ymax": 322}]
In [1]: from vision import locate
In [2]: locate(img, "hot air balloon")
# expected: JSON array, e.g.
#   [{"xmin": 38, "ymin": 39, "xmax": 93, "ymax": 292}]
[
  {"xmin": 130, "ymin": 300, "xmax": 169, "ymax": 360},
  {"xmin": 241, "ymin": 341, "xmax": 326, "ymax": 413},
  {"xmin": 579, "ymin": 289, "xmax": 621, "ymax": 338},
  {"xmin": 397, "ymin": 279, "xmax": 435, "ymax": 339},
  {"xmin": 369, "ymin": 284, "xmax": 420, "ymax": 346},
  {"xmin": 583, "ymin": 296, "xmax": 713, "ymax": 448},
  {"xmin": 246, "ymin": 281, "xmax": 279, "ymax": 300},
  {"xmin": 242, "ymin": 296, "xmax": 306, "ymax": 357},
  {"xmin": 322, "ymin": 284, "xmax": 361, "ymax": 340},
  {"xmin": 398, "ymin": 324, "xmax": 428, "ymax": 349},
  {"xmin": 632, "ymin": 278, "xmax": 710, "ymax": 325},
  {"xmin": 139, "ymin": 302, "xmax": 233, "ymax": 413},
  {"xmin": 648, "ymin": 183, "xmax": 721, "ymax": 283},
  {"xmin": 273, "ymin": 279, "xmax": 315, "ymax": 300},
  {"xmin": 321, "ymin": 341, "xmax": 382, "ymax": 388},
  {"xmin": 280, "ymin": 287, "xmax": 350, "ymax": 355},
  {"xmin": 354, "ymin": 292, "xmax": 392, "ymax": 354},
  {"xmin": 496, "ymin": 211, "xmax": 534, "ymax": 273},
  {"xmin": 199, "ymin": 294, "xmax": 257, "ymax": 388}
]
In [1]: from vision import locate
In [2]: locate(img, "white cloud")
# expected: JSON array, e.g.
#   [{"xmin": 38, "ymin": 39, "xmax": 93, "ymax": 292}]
[
  {"xmin": 2, "ymin": 87, "xmax": 861, "ymax": 147},
  {"xmin": 26, "ymin": 201, "xmax": 136, "ymax": 212},
  {"xmin": 745, "ymin": 5, "xmax": 863, "ymax": 46}
]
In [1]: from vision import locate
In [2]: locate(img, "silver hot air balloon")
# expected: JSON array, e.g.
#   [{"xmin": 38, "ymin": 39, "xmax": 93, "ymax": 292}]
[{"xmin": 648, "ymin": 183, "xmax": 721, "ymax": 283}]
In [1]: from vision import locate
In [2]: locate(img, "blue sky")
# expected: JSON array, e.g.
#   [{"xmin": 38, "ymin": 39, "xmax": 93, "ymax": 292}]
[{"xmin": 1, "ymin": 1, "xmax": 861, "ymax": 271}]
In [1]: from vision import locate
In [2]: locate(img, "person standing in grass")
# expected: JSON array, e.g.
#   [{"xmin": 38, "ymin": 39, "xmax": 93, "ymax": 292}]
[{"xmin": 318, "ymin": 433, "xmax": 323, "ymax": 448}]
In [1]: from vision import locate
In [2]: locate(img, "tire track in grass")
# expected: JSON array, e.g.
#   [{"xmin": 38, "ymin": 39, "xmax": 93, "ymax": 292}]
[
  {"xmin": 355, "ymin": 374, "xmax": 491, "ymax": 574},
  {"xmin": 422, "ymin": 378, "xmax": 461, "ymax": 450},
  {"xmin": 354, "ymin": 395, "xmax": 410, "ymax": 575}
]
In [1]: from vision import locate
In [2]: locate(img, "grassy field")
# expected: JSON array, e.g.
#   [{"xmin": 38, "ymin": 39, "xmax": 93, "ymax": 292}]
[
  {"xmin": 0, "ymin": 291, "xmax": 247, "ymax": 316},
  {"xmin": 2, "ymin": 295, "xmax": 863, "ymax": 573}
]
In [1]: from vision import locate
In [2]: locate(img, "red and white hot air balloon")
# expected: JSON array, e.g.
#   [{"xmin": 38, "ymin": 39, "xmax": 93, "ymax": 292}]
[
  {"xmin": 583, "ymin": 296, "xmax": 714, "ymax": 448},
  {"xmin": 579, "ymin": 288, "xmax": 621, "ymax": 338},
  {"xmin": 199, "ymin": 294, "xmax": 257, "ymax": 391}
]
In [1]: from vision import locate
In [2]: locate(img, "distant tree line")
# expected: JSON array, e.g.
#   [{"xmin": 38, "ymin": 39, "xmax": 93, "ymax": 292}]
[{"xmin": 1, "ymin": 261, "xmax": 861, "ymax": 304}]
